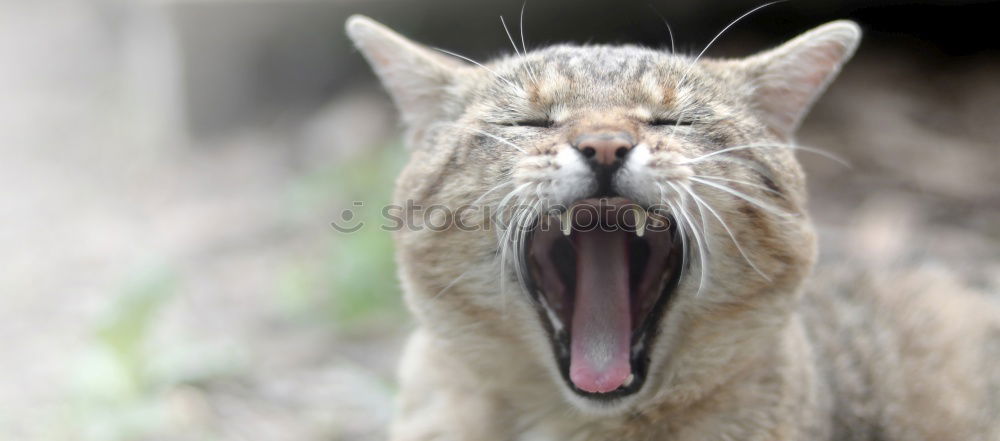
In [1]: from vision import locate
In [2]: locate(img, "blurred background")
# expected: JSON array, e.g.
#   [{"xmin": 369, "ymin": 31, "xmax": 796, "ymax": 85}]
[{"xmin": 2, "ymin": 0, "xmax": 998, "ymax": 440}]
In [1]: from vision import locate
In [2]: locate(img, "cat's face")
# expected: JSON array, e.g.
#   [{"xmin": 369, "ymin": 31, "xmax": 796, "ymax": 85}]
[{"xmin": 348, "ymin": 17, "xmax": 859, "ymax": 413}]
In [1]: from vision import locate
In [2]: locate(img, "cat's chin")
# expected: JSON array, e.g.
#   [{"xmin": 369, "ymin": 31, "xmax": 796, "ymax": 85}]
[{"xmin": 523, "ymin": 197, "xmax": 685, "ymax": 402}]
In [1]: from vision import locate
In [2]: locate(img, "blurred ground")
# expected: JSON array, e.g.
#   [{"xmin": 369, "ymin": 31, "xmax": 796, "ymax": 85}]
[{"xmin": 1, "ymin": 2, "xmax": 997, "ymax": 441}]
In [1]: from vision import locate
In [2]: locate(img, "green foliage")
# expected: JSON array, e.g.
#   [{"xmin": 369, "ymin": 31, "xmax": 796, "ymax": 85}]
[
  {"xmin": 67, "ymin": 267, "xmax": 237, "ymax": 441},
  {"xmin": 65, "ymin": 268, "xmax": 177, "ymax": 441},
  {"xmin": 94, "ymin": 269, "xmax": 177, "ymax": 398},
  {"xmin": 58, "ymin": 141, "xmax": 410, "ymax": 441},
  {"xmin": 281, "ymin": 142, "xmax": 409, "ymax": 331}
]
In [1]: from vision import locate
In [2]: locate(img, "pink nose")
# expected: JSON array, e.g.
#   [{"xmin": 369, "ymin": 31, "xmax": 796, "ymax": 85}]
[{"xmin": 573, "ymin": 132, "xmax": 635, "ymax": 166}]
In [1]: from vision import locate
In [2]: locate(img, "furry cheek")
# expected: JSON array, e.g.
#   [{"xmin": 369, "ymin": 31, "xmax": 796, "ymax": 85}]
[
  {"xmin": 615, "ymin": 143, "xmax": 693, "ymax": 207},
  {"xmin": 514, "ymin": 145, "xmax": 594, "ymax": 208}
]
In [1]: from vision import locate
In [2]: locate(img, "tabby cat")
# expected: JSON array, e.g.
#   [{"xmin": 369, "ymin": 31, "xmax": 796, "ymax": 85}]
[{"xmin": 346, "ymin": 14, "xmax": 1000, "ymax": 441}]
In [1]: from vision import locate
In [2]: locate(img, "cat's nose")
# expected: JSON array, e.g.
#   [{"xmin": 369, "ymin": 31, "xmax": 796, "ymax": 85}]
[{"xmin": 572, "ymin": 132, "xmax": 635, "ymax": 167}]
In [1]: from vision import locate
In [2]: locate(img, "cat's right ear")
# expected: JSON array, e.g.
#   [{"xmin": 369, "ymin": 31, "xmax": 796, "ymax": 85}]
[
  {"xmin": 740, "ymin": 20, "xmax": 861, "ymax": 139},
  {"xmin": 346, "ymin": 15, "xmax": 467, "ymax": 127}
]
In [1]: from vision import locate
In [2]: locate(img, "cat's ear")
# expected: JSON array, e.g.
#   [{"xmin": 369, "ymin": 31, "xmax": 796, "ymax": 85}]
[
  {"xmin": 742, "ymin": 20, "xmax": 861, "ymax": 138},
  {"xmin": 345, "ymin": 15, "xmax": 467, "ymax": 127}
]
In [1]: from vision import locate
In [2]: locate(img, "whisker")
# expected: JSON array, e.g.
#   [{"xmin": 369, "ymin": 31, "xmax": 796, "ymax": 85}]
[
  {"xmin": 500, "ymin": 16, "xmax": 522, "ymax": 57},
  {"xmin": 690, "ymin": 154, "xmax": 778, "ymax": 183},
  {"xmin": 518, "ymin": 0, "xmax": 539, "ymax": 85},
  {"xmin": 674, "ymin": 186, "xmax": 710, "ymax": 296},
  {"xmin": 519, "ymin": 2, "xmax": 530, "ymax": 55},
  {"xmin": 661, "ymin": 183, "xmax": 708, "ymax": 296},
  {"xmin": 472, "ymin": 181, "xmax": 516, "ymax": 207},
  {"xmin": 431, "ymin": 47, "xmax": 519, "ymax": 89},
  {"xmin": 692, "ymin": 174, "xmax": 780, "ymax": 195},
  {"xmin": 668, "ymin": 181, "xmax": 712, "ymax": 254},
  {"xmin": 496, "ymin": 182, "xmax": 533, "ymax": 225},
  {"xmin": 514, "ymin": 199, "xmax": 540, "ymax": 282},
  {"xmin": 440, "ymin": 122, "xmax": 527, "ymax": 153},
  {"xmin": 690, "ymin": 1, "xmax": 784, "ymax": 67},
  {"xmin": 507, "ymin": 196, "xmax": 542, "ymax": 316},
  {"xmin": 683, "ymin": 142, "xmax": 790, "ymax": 164},
  {"xmin": 496, "ymin": 184, "xmax": 534, "ymax": 316},
  {"xmin": 689, "ymin": 176, "xmax": 795, "ymax": 219},
  {"xmin": 494, "ymin": 181, "xmax": 545, "ymax": 313},
  {"xmin": 681, "ymin": 183, "xmax": 771, "ymax": 281},
  {"xmin": 648, "ymin": 5, "xmax": 676, "ymax": 53},
  {"xmin": 669, "ymin": 1, "xmax": 783, "ymax": 136},
  {"xmin": 431, "ymin": 270, "xmax": 470, "ymax": 301},
  {"xmin": 656, "ymin": 184, "xmax": 688, "ymax": 278},
  {"xmin": 508, "ymin": 7, "xmax": 541, "ymax": 85},
  {"xmin": 682, "ymin": 143, "xmax": 849, "ymax": 167}
]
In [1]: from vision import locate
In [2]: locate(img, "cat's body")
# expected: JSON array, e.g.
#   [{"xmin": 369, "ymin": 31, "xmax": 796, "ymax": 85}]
[
  {"xmin": 801, "ymin": 268, "xmax": 999, "ymax": 440},
  {"xmin": 346, "ymin": 15, "xmax": 1000, "ymax": 441}
]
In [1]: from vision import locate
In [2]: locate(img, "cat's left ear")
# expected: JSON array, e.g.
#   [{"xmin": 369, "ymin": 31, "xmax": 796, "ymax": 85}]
[
  {"xmin": 346, "ymin": 15, "xmax": 468, "ymax": 128},
  {"xmin": 741, "ymin": 20, "xmax": 861, "ymax": 139}
]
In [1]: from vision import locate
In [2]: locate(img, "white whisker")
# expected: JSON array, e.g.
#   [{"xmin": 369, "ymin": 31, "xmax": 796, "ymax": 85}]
[
  {"xmin": 508, "ymin": 7, "xmax": 540, "ymax": 85},
  {"xmin": 682, "ymin": 142, "xmax": 849, "ymax": 166},
  {"xmin": 656, "ymin": 184, "xmax": 688, "ymax": 277},
  {"xmin": 691, "ymin": 1, "xmax": 784, "ymax": 67},
  {"xmin": 689, "ymin": 176, "xmax": 795, "ymax": 219},
  {"xmin": 510, "ymin": 197, "xmax": 542, "ymax": 315},
  {"xmin": 432, "ymin": 47, "xmax": 519, "ymax": 89},
  {"xmin": 493, "ymin": 180, "xmax": 546, "ymax": 319},
  {"xmin": 662, "ymin": 15, "xmax": 676, "ymax": 54},
  {"xmin": 648, "ymin": 5, "xmax": 677, "ymax": 53},
  {"xmin": 668, "ymin": 181, "xmax": 712, "ymax": 254},
  {"xmin": 496, "ymin": 182, "xmax": 533, "ymax": 226},
  {"xmin": 689, "ymin": 154, "xmax": 777, "ymax": 182},
  {"xmin": 431, "ymin": 271, "xmax": 470, "ymax": 301},
  {"xmin": 519, "ymin": 2, "xmax": 529, "ymax": 55},
  {"xmin": 500, "ymin": 16, "xmax": 522, "ymax": 57},
  {"xmin": 674, "ymin": 186, "xmax": 710, "ymax": 296},
  {"xmin": 472, "ymin": 181, "xmax": 516, "ymax": 207},
  {"xmin": 440, "ymin": 122, "xmax": 527, "ymax": 153},
  {"xmin": 496, "ymin": 185, "xmax": 531, "ymax": 315},
  {"xmin": 669, "ymin": 2, "xmax": 783, "ymax": 135},
  {"xmin": 660, "ymin": 183, "xmax": 708, "ymax": 296},
  {"xmin": 681, "ymin": 182, "xmax": 771, "ymax": 281},
  {"xmin": 693, "ymin": 174, "xmax": 780, "ymax": 195}
]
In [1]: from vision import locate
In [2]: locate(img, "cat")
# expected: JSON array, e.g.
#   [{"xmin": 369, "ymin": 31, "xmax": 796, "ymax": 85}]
[{"xmin": 345, "ymin": 14, "xmax": 1000, "ymax": 441}]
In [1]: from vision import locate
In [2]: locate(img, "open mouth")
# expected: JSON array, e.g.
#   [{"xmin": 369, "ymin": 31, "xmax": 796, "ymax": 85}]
[{"xmin": 524, "ymin": 197, "xmax": 684, "ymax": 400}]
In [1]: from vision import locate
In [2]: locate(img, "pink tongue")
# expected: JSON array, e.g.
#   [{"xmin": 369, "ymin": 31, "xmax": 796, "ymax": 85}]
[{"xmin": 569, "ymin": 229, "xmax": 632, "ymax": 393}]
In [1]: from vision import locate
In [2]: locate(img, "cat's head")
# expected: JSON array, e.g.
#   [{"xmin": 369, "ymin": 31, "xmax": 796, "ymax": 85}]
[{"xmin": 347, "ymin": 16, "xmax": 859, "ymax": 413}]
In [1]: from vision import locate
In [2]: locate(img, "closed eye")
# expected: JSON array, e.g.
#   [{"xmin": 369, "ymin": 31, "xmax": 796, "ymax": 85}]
[
  {"xmin": 505, "ymin": 119, "xmax": 554, "ymax": 128},
  {"xmin": 649, "ymin": 118, "xmax": 694, "ymax": 127}
]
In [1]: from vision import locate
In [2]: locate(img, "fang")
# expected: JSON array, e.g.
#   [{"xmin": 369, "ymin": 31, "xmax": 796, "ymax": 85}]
[
  {"xmin": 634, "ymin": 208, "xmax": 646, "ymax": 237},
  {"xmin": 561, "ymin": 206, "xmax": 574, "ymax": 236}
]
